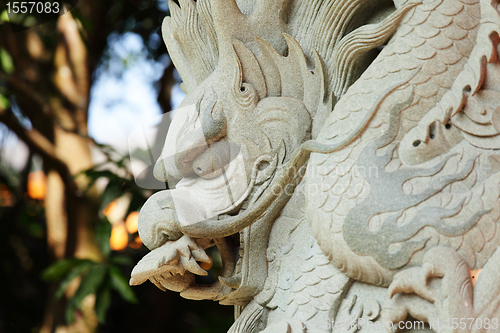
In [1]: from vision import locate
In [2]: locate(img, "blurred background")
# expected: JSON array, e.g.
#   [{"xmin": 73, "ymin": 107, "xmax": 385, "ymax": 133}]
[{"xmin": 0, "ymin": 1, "xmax": 234, "ymax": 332}]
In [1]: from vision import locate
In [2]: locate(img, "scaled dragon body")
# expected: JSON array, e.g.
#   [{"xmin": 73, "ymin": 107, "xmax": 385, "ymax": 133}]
[{"xmin": 130, "ymin": 0, "xmax": 500, "ymax": 331}]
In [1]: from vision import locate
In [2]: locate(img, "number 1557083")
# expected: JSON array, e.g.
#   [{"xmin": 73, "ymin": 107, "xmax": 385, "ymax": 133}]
[{"xmin": 6, "ymin": 2, "xmax": 60, "ymax": 14}]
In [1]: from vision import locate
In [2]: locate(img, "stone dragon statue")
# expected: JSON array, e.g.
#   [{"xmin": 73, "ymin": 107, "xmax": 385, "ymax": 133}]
[{"xmin": 129, "ymin": 0, "xmax": 500, "ymax": 331}]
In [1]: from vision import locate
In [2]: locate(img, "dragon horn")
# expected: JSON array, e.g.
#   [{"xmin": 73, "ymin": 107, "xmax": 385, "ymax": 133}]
[
  {"xmin": 232, "ymin": 39, "xmax": 267, "ymax": 99},
  {"xmin": 211, "ymin": 0, "xmax": 249, "ymax": 62},
  {"xmin": 253, "ymin": 0, "xmax": 293, "ymax": 21}
]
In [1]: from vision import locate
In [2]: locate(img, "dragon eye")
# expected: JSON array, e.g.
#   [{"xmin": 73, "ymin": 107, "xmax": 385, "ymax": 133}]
[{"xmin": 235, "ymin": 83, "xmax": 259, "ymax": 107}]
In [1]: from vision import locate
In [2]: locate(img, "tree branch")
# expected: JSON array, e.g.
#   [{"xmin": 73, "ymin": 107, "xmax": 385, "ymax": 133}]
[
  {"xmin": 0, "ymin": 71, "xmax": 55, "ymax": 120},
  {"xmin": 0, "ymin": 105, "xmax": 78, "ymax": 194},
  {"xmin": 0, "ymin": 71, "xmax": 127, "ymax": 175}
]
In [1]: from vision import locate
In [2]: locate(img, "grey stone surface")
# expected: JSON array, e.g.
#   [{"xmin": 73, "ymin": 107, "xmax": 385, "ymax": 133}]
[{"xmin": 130, "ymin": 0, "xmax": 500, "ymax": 331}]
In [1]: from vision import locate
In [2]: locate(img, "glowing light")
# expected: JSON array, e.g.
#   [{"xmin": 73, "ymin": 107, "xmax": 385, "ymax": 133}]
[
  {"xmin": 103, "ymin": 194, "xmax": 132, "ymax": 224},
  {"xmin": 27, "ymin": 171, "xmax": 46, "ymax": 200},
  {"xmin": 129, "ymin": 235, "xmax": 143, "ymax": 249},
  {"xmin": 199, "ymin": 256, "xmax": 213, "ymax": 271},
  {"xmin": 125, "ymin": 211, "xmax": 139, "ymax": 234},
  {"xmin": 110, "ymin": 223, "xmax": 128, "ymax": 251},
  {"xmin": 103, "ymin": 200, "xmax": 116, "ymax": 218}
]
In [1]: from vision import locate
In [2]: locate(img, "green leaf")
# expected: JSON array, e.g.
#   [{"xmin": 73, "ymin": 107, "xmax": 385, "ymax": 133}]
[
  {"xmin": 71, "ymin": 265, "xmax": 108, "ymax": 305},
  {"xmin": 109, "ymin": 266, "xmax": 138, "ymax": 304},
  {"xmin": 129, "ymin": 190, "xmax": 149, "ymax": 212},
  {"xmin": 0, "ymin": 48, "xmax": 14, "ymax": 74},
  {"xmin": 0, "ymin": 10, "xmax": 9, "ymax": 23},
  {"xmin": 95, "ymin": 279, "xmax": 112, "ymax": 323},
  {"xmin": 111, "ymin": 255, "xmax": 133, "ymax": 266},
  {"xmin": 66, "ymin": 265, "xmax": 108, "ymax": 323},
  {"xmin": 79, "ymin": 169, "xmax": 117, "ymax": 191},
  {"xmin": 65, "ymin": 302, "xmax": 78, "ymax": 325},
  {"xmin": 42, "ymin": 259, "xmax": 94, "ymax": 282},
  {"xmin": 100, "ymin": 181, "xmax": 122, "ymax": 211},
  {"xmin": 0, "ymin": 94, "xmax": 9, "ymax": 109},
  {"xmin": 55, "ymin": 261, "xmax": 96, "ymax": 299},
  {"xmin": 23, "ymin": 15, "xmax": 37, "ymax": 28},
  {"xmin": 96, "ymin": 217, "xmax": 112, "ymax": 257}
]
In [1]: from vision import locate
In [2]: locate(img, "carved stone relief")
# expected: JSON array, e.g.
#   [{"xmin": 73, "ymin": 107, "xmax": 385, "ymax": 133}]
[{"xmin": 130, "ymin": 0, "xmax": 500, "ymax": 332}]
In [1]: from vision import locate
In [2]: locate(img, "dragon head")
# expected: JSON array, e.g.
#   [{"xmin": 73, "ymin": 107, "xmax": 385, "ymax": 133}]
[
  {"xmin": 129, "ymin": 0, "xmax": 399, "ymax": 305},
  {"xmin": 130, "ymin": 0, "xmax": 330, "ymax": 305}
]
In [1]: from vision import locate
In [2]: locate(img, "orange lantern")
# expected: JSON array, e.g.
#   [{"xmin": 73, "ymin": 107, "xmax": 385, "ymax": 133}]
[
  {"xmin": 110, "ymin": 223, "xmax": 128, "ymax": 251},
  {"xmin": 129, "ymin": 235, "xmax": 143, "ymax": 249},
  {"xmin": 103, "ymin": 200, "xmax": 117, "ymax": 218},
  {"xmin": 27, "ymin": 171, "xmax": 46, "ymax": 200},
  {"xmin": 125, "ymin": 211, "xmax": 139, "ymax": 234}
]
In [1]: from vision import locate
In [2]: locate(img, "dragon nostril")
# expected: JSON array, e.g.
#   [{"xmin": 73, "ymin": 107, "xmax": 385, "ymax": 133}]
[
  {"xmin": 429, "ymin": 122, "xmax": 437, "ymax": 140},
  {"xmin": 413, "ymin": 140, "xmax": 421, "ymax": 147},
  {"xmin": 445, "ymin": 123, "xmax": 452, "ymax": 129}
]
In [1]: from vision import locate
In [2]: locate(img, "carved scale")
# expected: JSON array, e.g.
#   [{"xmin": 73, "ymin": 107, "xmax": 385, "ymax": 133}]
[{"xmin": 130, "ymin": 0, "xmax": 500, "ymax": 332}]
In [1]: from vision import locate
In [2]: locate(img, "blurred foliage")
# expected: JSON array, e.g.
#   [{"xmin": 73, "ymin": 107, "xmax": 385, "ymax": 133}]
[
  {"xmin": 42, "ymin": 256, "xmax": 138, "ymax": 324},
  {"xmin": 0, "ymin": 93, "xmax": 9, "ymax": 109},
  {"xmin": 0, "ymin": 157, "xmax": 48, "ymax": 332},
  {"xmin": 0, "ymin": 0, "xmax": 234, "ymax": 332},
  {"xmin": 0, "ymin": 47, "xmax": 14, "ymax": 74},
  {"xmin": 41, "ymin": 156, "xmax": 146, "ymax": 324}
]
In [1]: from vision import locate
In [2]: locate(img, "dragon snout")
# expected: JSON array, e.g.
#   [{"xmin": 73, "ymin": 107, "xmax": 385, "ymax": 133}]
[
  {"xmin": 153, "ymin": 89, "xmax": 229, "ymax": 182},
  {"xmin": 399, "ymin": 118, "xmax": 463, "ymax": 166},
  {"xmin": 138, "ymin": 191, "xmax": 183, "ymax": 250}
]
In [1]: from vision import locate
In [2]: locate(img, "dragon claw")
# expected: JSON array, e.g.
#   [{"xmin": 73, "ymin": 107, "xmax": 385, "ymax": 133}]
[
  {"xmin": 181, "ymin": 256, "xmax": 208, "ymax": 276},
  {"xmin": 149, "ymin": 276, "xmax": 167, "ymax": 291},
  {"xmin": 387, "ymin": 267, "xmax": 435, "ymax": 302},
  {"xmin": 130, "ymin": 234, "xmax": 210, "ymax": 290},
  {"xmin": 383, "ymin": 247, "xmax": 482, "ymax": 331},
  {"xmin": 421, "ymin": 262, "xmax": 434, "ymax": 286},
  {"xmin": 191, "ymin": 247, "xmax": 211, "ymax": 263}
]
